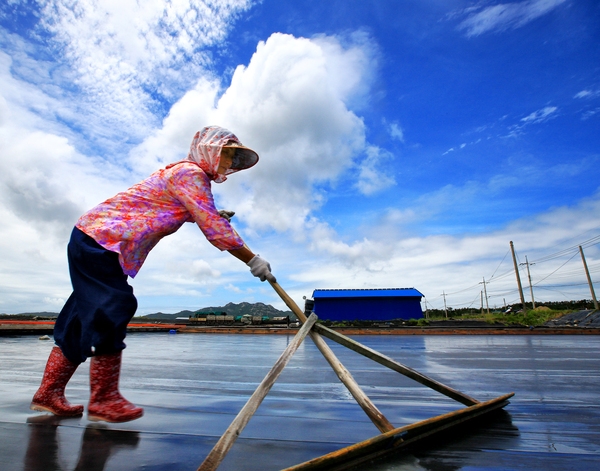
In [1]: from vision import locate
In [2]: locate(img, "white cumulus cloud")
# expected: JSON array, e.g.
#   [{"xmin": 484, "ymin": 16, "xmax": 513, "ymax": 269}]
[{"xmin": 129, "ymin": 33, "xmax": 377, "ymax": 238}]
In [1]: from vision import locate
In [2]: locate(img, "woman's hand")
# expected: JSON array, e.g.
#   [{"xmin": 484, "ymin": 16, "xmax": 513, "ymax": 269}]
[
  {"xmin": 218, "ymin": 210, "xmax": 235, "ymax": 221},
  {"xmin": 247, "ymin": 255, "xmax": 276, "ymax": 282}
]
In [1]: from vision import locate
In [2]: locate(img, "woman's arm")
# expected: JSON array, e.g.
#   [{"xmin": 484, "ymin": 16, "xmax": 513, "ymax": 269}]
[{"xmin": 228, "ymin": 245, "xmax": 255, "ymax": 263}]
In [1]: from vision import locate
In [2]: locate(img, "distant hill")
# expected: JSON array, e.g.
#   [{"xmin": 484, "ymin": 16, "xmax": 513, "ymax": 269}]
[
  {"xmin": 0, "ymin": 302, "xmax": 294, "ymax": 321},
  {"xmin": 0, "ymin": 312, "xmax": 58, "ymax": 320},
  {"xmin": 138, "ymin": 302, "xmax": 293, "ymax": 320}
]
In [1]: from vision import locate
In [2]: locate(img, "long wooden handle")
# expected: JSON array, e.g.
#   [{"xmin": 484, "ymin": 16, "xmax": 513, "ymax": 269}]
[
  {"xmin": 269, "ymin": 280, "xmax": 308, "ymax": 323},
  {"xmin": 269, "ymin": 280, "xmax": 395, "ymax": 433}
]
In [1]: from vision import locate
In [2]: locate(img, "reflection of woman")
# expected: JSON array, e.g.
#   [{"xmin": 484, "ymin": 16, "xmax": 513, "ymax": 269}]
[
  {"xmin": 25, "ymin": 417, "xmax": 139, "ymax": 471},
  {"xmin": 31, "ymin": 126, "xmax": 275, "ymax": 423}
]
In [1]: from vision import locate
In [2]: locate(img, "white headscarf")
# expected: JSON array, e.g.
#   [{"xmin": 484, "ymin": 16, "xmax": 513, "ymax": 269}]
[{"xmin": 187, "ymin": 126, "xmax": 259, "ymax": 183}]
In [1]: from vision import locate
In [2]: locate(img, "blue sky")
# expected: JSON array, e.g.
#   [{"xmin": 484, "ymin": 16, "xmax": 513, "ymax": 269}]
[{"xmin": 0, "ymin": 0, "xmax": 599, "ymax": 315}]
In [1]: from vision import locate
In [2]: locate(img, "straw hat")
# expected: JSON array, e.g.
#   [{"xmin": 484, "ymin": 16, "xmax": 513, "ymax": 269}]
[{"xmin": 223, "ymin": 141, "xmax": 259, "ymax": 170}]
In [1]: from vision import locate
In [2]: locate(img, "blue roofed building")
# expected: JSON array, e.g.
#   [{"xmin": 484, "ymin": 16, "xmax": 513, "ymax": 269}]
[{"xmin": 308, "ymin": 288, "xmax": 424, "ymax": 322}]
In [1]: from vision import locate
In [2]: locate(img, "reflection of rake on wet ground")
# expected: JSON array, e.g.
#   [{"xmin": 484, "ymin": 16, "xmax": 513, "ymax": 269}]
[{"xmin": 197, "ymin": 280, "xmax": 514, "ymax": 471}]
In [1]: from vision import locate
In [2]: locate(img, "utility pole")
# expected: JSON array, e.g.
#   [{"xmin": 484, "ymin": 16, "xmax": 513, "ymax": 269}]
[
  {"xmin": 520, "ymin": 256, "xmax": 536, "ymax": 309},
  {"xmin": 442, "ymin": 292, "xmax": 448, "ymax": 318},
  {"xmin": 480, "ymin": 291, "xmax": 483, "ymax": 314},
  {"xmin": 484, "ymin": 278, "xmax": 490, "ymax": 314},
  {"xmin": 579, "ymin": 246, "xmax": 599, "ymax": 310},
  {"xmin": 510, "ymin": 241, "xmax": 526, "ymax": 311},
  {"xmin": 479, "ymin": 277, "xmax": 490, "ymax": 314}
]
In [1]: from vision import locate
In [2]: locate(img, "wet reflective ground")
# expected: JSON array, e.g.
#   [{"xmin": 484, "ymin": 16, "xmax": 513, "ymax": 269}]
[{"xmin": 1, "ymin": 333, "xmax": 599, "ymax": 470}]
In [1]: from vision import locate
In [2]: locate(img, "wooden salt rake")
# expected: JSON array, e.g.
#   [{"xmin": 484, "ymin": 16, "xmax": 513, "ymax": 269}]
[{"xmin": 197, "ymin": 281, "xmax": 514, "ymax": 471}]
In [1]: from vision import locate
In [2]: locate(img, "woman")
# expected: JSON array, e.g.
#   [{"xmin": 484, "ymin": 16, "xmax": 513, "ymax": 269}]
[{"xmin": 31, "ymin": 126, "xmax": 275, "ymax": 423}]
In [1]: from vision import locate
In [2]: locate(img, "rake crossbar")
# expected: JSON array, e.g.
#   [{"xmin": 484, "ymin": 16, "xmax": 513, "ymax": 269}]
[{"xmin": 280, "ymin": 393, "xmax": 514, "ymax": 471}]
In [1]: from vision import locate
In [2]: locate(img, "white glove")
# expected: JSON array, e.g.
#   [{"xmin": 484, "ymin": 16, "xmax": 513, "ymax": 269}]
[
  {"xmin": 247, "ymin": 255, "xmax": 276, "ymax": 282},
  {"xmin": 218, "ymin": 210, "xmax": 235, "ymax": 222}
]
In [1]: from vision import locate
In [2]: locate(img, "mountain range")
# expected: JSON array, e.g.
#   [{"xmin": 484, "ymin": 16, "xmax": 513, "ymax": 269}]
[
  {"xmin": 0, "ymin": 302, "xmax": 293, "ymax": 320},
  {"xmin": 141, "ymin": 302, "xmax": 293, "ymax": 320}
]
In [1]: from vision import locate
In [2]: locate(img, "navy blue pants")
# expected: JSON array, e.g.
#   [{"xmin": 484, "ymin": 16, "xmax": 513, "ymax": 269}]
[{"xmin": 54, "ymin": 228, "xmax": 138, "ymax": 365}]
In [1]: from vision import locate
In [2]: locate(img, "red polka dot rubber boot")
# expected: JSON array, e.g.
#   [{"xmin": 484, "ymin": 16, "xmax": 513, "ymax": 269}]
[
  {"xmin": 87, "ymin": 351, "xmax": 144, "ymax": 423},
  {"xmin": 30, "ymin": 346, "xmax": 84, "ymax": 417}
]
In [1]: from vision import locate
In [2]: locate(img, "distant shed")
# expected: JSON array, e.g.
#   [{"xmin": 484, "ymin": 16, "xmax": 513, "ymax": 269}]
[{"xmin": 310, "ymin": 288, "xmax": 424, "ymax": 322}]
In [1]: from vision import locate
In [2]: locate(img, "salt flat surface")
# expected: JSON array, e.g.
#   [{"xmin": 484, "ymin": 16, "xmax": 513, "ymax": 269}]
[{"xmin": 1, "ymin": 333, "xmax": 599, "ymax": 470}]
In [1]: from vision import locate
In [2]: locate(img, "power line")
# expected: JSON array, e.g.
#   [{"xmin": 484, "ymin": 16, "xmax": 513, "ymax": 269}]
[
  {"xmin": 533, "ymin": 251, "xmax": 579, "ymax": 286},
  {"xmin": 532, "ymin": 234, "xmax": 600, "ymax": 264},
  {"xmin": 487, "ymin": 268, "xmax": 517, "ymax": 283},
  {"xmin": 445, "ymin": 282, "xmax": 482, "ymax": 296},
  {"xmin": 530, "ymin": 225, "xmax": 600, "ymax": 262},
  {"xmin": 489, "ymin": 249, "xmax": 510, "ymax": 280}
]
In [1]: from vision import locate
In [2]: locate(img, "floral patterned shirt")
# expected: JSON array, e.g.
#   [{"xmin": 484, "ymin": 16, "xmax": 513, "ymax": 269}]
[{"xmin": 76, "ymin": 161, "xmax": 244, "ymax": 277}]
